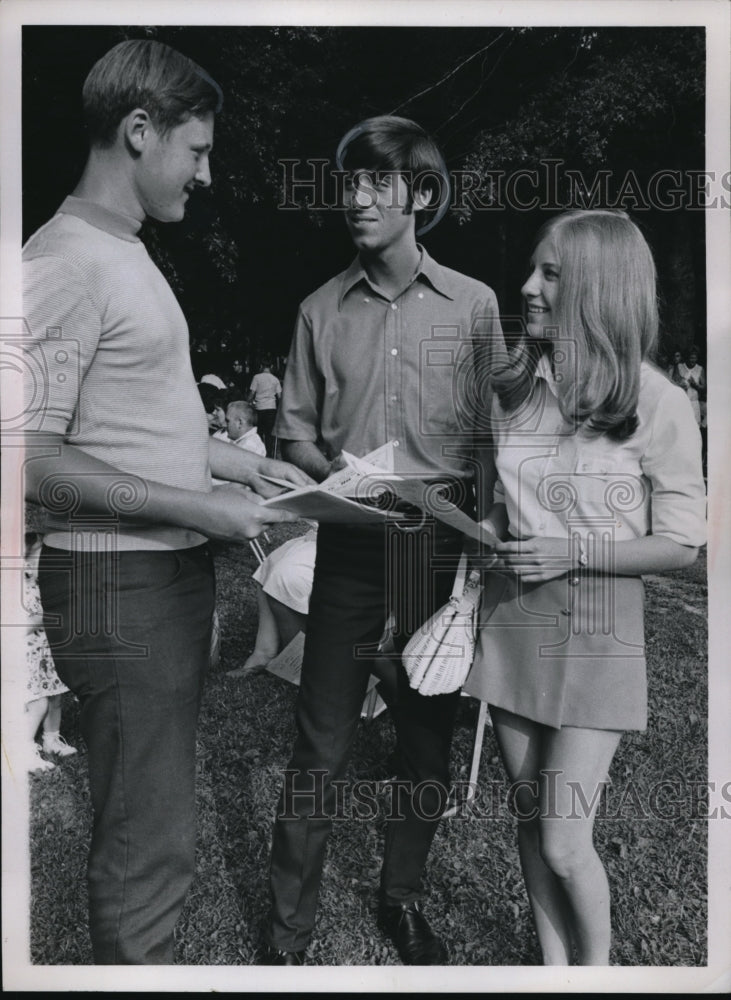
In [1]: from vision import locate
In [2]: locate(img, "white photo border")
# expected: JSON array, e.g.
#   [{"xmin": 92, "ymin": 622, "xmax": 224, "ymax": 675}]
[{"xmin": 1, "ymin": 0, "xmax": 729, "ymax": 992}]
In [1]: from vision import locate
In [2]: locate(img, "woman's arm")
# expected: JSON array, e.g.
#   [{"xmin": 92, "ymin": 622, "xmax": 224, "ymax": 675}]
[
  {"xmin": 479, "ymin": 501, "xmax": 510, "ymax": 543},
  {"xmin": 497, "ymin": 375, "xmax": 705, "ymax": 582},
  {"xmin": 496, "ymin": 533, "xmax": 697, "ymax": 583}
]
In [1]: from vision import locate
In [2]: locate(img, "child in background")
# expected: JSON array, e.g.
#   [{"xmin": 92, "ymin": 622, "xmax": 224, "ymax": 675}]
[{"xmin": 24, "ymin": 532, "xmax": 78, "ymax": 772}]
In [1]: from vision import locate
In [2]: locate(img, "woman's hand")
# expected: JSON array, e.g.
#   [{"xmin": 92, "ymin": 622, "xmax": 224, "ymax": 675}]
[
  {"xmin": 495, "ymin": 536, "xmax": 574, "ymax": 582},
  {"xmin": 497, "ymin": 534, "xmax": 698, "ymax": 580},
  {"xmin": 463, "ymin": 516, "xmax": 505, "ymax": 569}
]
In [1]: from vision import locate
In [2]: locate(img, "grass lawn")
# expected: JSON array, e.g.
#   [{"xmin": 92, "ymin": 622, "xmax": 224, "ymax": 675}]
[{"xmin": 27, "ymin": 524, "xmax": 708, "ymax": 966}]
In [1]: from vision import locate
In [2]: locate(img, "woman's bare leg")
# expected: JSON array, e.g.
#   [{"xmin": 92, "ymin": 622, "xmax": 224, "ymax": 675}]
[
  {"xmin": 268, "ymin": 596, "xmax": 307, "ymax": 650},
  {"xmin": 538, "ymin": 724, "xmax": 622, "ymax": 965},
  {"xmin": 490, "ymin": 706, "xmax": 574, "ymax": 964},
  {"xmin": 228, "ymin": 585, "xmax": 281, "ymax": 678}
]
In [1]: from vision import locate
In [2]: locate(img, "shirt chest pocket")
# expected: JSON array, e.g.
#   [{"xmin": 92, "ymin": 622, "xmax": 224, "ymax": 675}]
[
  {"xmin": 419, "ymin": 343, "xmax": 474, "ymax": 434},
  {"xmin": 571, "ymin": 453, "xmax": 647, "ymax": 517}
]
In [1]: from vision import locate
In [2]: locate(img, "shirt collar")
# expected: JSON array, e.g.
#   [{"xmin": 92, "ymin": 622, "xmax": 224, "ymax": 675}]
[
  {"xmin": 58, "ymin": 196, "xmax": 142, "ymax": 243},
  {"xmin": 535, "ymin": 351, "xmax": 561, "ymax": 398},
  {"xmin": 337, "ymin": 245, "xmax": 455, "ymax": 310}
]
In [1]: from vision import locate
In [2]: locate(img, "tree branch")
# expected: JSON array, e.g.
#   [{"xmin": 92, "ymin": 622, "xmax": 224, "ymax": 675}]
[{"xmin": 388, "ymin": 32, "xmax": 508, "ymax": 117}]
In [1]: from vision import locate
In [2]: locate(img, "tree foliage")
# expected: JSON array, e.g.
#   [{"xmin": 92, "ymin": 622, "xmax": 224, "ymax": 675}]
[
  {"xmin": 463, "ymin": 29, "xmax": 703, "ymax": 191},
  {"xmin": 22, "ymin": 24, "xmax": 705, "ymax": 362}
]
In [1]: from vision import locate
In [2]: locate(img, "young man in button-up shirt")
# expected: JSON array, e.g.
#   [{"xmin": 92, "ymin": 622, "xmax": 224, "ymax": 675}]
[{"xmin": 264, "ymin": 115, "xmax": 503, "ymax": 965}]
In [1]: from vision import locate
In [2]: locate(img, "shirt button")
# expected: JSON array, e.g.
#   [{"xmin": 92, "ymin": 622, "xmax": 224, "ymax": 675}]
[
  {"xmin": 568, "ymin": 576, "xmax": 581, "ymax": 587},
  {"xmin": 391, "ymin": 395, "xmax": 398, "ymax": 402},
  {"xmin": 418, "ymin": 292, "xmax": 424, "ymax": 299},
  {"xmin": 391, "ymin": 348, "xmax": 398, "ymax": 356},
  {"xmin": 393, "ymin": 440, "xmax": 400, "ymax": 447},
  {"xmin": 391, "ymin": 303, "xmax": 398, "ymax": 310},
  {"xmin": 561, "ymin": 608, "xmax": 572, "ymax": 616},
  {"xmin": 363, "ymin": 297, "xmax": 370, "ymax": 303}
]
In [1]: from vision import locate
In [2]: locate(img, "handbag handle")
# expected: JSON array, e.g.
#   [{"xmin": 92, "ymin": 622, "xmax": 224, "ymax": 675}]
[{"xmin": 449, "ymin": 552, "xmax": 469, "ymax": 603}]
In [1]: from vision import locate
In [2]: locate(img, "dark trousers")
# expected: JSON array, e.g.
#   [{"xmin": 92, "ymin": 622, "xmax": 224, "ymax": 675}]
[
  {"xmin": 38, "ymin": 544, "xmax": 215, "ymax": 964},
  {"xmin": 268, "ymin": 518, "xmax": 464, "ymax": 952},
  {"xmin": 256, "ymin": 408, "xmax": 278, "ymax": 457}
]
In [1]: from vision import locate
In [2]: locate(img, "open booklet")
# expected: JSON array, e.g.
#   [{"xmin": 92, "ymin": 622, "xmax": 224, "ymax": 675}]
[{"xmin": 260, "ymin": 440, "xmax": 498, "ymax": 547}]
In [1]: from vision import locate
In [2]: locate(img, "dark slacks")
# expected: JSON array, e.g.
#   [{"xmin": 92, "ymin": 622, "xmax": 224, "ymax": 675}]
[
  {"xmin": 38, "ymin": 543, "xmax": 215, "ymax": 964},
  {"xmin": 268, "ymin": 516, "xmax": 465, "ymax": 952},
  {"xmin": 256, "ymin": 408, "xmax": 278, "ymax": 457}
]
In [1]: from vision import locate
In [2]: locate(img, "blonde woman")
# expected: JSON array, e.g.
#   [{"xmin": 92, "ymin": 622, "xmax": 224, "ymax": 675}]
[{"xmin": 470, "ymin": 210, "xmax": 706, "ymax": 964}]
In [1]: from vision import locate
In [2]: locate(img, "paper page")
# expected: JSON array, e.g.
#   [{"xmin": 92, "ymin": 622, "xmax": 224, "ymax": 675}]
[
  {"xmin": 385, "ymin": 477, "xmax": 499, "ymax": 548},
  {"xmin": 260, "ymin": 440, "xmax": 495, "ymax": 544},
  {"xmin": 318, "ymin": 444, "xmax": 399, "ymax": 497},
  {"xmin": 265, "ymin": 630, "xmax": 306, "ymax": 684},
  {"xmin": 341, "ymin": 440, "xmax": 397, "ymax": 474},
  {"xmin": 261, "ymin": 487, "xmax": 406, "ymax": 524}
]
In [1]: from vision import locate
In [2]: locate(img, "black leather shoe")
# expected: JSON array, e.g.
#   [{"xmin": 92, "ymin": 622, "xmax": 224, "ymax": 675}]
[
  {"xmin": 378, "ymin": 900, "xmax": 447, "ymax": 965},
  {"xmin": 258, "ymin": 946, "xmax": 306, "ymax": 965}
]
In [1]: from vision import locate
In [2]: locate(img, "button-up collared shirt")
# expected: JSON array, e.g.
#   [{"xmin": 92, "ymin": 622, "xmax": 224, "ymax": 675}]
[
  {"xmin": 492, "ymin": 355, "xmax": 707, "ymax": 547},
  {"xmin": 275, "ymin": 247, "xmax": 502, "ymax": 480}
]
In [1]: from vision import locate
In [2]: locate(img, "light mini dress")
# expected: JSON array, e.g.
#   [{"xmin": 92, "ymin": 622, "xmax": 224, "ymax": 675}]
[{"xmin": 464, "ymin": 358, "xmax": 706, "ymax": 731}]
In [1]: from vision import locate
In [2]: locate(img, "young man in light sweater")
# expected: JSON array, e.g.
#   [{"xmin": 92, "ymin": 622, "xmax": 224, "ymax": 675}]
[{"xmin": 22, "ymin": 39, "xmax": 309, "ymax": 964}]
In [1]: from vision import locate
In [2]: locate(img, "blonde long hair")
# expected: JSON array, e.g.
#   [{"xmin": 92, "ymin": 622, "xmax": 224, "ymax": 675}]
[{"xmin": 494, "ymin": 209, "xmax": 658, "ymax": 440}]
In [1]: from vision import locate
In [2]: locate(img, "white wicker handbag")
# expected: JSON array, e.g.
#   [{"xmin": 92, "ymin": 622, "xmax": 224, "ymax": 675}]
[{"xmin": 402, "ymin": 553, "xmax": 483, "ymax": 696}]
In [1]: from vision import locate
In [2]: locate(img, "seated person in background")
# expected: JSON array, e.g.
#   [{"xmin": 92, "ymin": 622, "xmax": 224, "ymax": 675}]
[
  {"xmin": 228, "ymin": 526, "xmax": 399, "ymax": 701},
  {"xmin": 197, "ymin": 382, "xmax": 227, "ymax": 434},
  {"xmin": 199, "ymin": 372, "xmax": 228, "ymax": 390},
  {"xmin": 210, "ymin": 401, "xmax": 267, "ymax": 485},
  {"xmin": 227, "ymin": 527, "xmax": 318, "ymax": 678},
  {"xmin": 224, "ymin": 400, "xmax": 267, "ymax": 456}
]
